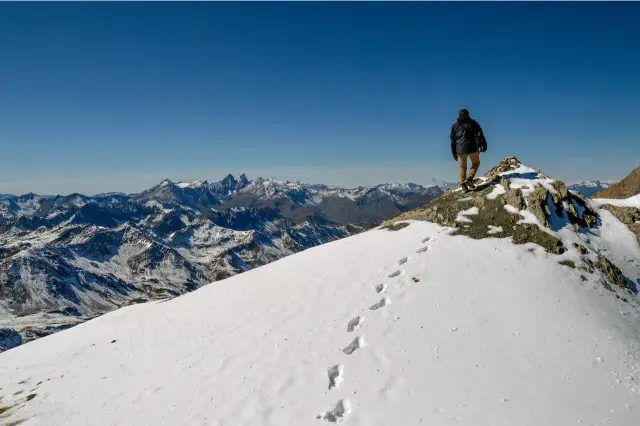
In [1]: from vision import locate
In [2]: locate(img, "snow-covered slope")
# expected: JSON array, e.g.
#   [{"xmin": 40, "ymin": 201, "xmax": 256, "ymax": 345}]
[
  {"xmin": 592, "ymin": 194, "xmax": 640, "ymax": 209},
  {"xmin": 1, "ymin": 224, "xmax": 639, "ymax": 425},
  {"xmin": 1, "ymin": 159, "xmax": 639, "ymax": 425}
]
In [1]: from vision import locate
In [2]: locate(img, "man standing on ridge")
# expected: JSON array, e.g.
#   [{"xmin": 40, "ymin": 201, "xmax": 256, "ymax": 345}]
[{"xmin": 450, "ymin": 109, "xmax": 487, "ymax": 192}]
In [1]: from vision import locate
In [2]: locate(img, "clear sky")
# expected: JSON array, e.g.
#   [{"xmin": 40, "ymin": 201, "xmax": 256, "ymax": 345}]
[{"xmin": 1, "ymin": 2, "xmax": 638, "ymax": 195}]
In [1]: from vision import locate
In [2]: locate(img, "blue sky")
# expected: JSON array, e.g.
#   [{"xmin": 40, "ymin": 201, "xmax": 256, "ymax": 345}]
[{"xmin": 1, "ymin": 2, "xmax": 638, "ymax": 195}]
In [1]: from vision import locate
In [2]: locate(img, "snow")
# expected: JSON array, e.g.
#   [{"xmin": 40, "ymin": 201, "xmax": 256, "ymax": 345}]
[
  {"xmin": 503, "ymin": 204, "xmax": 520, "ymax": 215},
  {"xmin": 2, "ymin": 219, "xmax": 639, "ymax": 426},
  {"xmin": 561, "ymin": 209, "xmax": 640, "ymax": 289},
  {"xmin": 591, "ymin": 194, "xmax": 640, "ymax": 209},
  {"xmin": 499, "ymin": 166, "xmax": 556, "ymax": 196},
  {"xmin": 502, "ymin": 202, "xmax": 558, "ymax": 237},
  {"xmin": 14, "ymin": 197, "xmax": 41, "ymax": 217},
  {"xmin": 177, "ymin": 181, "xmax": 205, "ymax": 189},
  {"xmin": 487, "ymin": 225, "xmax": 504, "ymax": 235},
  {"xmin": 455, "ymin": 206, "xmax": 479, "ymax": 223},
  {"xmin": 486, "ymin": 184, "xmax": 506, "ymax": 200}
]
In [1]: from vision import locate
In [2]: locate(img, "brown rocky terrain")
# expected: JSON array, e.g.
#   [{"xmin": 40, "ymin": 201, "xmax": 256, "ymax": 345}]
[{"xmin": 592, "ymin": 165, "xmax": 640, "ymax": 199}]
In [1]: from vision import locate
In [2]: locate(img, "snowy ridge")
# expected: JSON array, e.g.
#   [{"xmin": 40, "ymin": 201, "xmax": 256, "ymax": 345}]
[
  {"xmin": 0, "ymin": 211, "xmax": 639, "ymax": 424},
  {"xmin": 591, "ymin": 194, "xmax": 640, "ymax": 209}
]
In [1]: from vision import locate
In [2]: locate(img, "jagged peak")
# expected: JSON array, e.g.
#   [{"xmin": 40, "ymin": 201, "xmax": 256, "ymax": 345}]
[
  {"xmin": 484, "ymin": 156, "xmax": 526, "ymax": 180},
  {"xmin": 221, "ymin": 173, "xmax": 237, "ymax": 184}
]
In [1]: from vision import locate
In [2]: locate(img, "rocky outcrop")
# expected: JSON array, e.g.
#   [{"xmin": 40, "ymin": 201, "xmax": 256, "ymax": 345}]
[
  {"xmin": 526, "ymin": 181, "xmax": 598, "ymax": 231},
  {"xmin": 582, "ymin": 255, "xmax": 632, "ymax": 292},
  {"xmin": 384, "ymin": 156, "xmax": 635, "ymax": 296}
]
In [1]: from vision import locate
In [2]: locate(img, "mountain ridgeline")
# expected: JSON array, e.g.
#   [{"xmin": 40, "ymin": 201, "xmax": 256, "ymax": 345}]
[{"xmin": 0, "ymin": 175, "xmax": 444, "ymax": 349}]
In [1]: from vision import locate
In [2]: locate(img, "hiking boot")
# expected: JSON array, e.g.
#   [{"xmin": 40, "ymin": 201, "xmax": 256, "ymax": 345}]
[
  {"xmin": 461, "ymin": 181, "xmax": 471, "ymax": 193},
  {"xmin": 465, "ymin": 179, "xmax": 477, "ymax": 191}
]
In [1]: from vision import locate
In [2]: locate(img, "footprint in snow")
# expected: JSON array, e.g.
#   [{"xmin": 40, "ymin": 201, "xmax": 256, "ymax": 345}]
[
  {"xmin": 318, "ymin": 399, "xmax": 352, "ymax": 423},
  {"xmin": 398, "ymin": 257, "xmax": 409, "ymax": 265},
  {"xmin": 370, "ymin": 298, "xmax": 390, "ymax": 311},
  {"xmin": 388, "ymin": 270, "xmax": 403, "ymax": 278},
  {"xmin": 347, "ymin": 316, "xmax": 364, "ymax": 332},
  {"xmin": 327, "ymin": 365, "xmax": 345, "ymax": 390},
  {"xmin": 416, "ymin": 245, "xmax": 430, "ymax": 253},
  {"xmin": 374, "ymin": 283, "xmax": 387, "ymax": 294},
  {"xmin": 342, "ymin": 336, "xmax": 366, "ymax": 355},
  {"xmin": 422, "ymin": 237, "xmax": 433, "ymax": 243}
]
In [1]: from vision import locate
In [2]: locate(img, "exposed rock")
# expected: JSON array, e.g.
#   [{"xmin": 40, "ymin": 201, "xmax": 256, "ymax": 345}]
[
  {"xmin": 572, "ymin": 243, "xmax": 589, "ymax": 255},
  {"xmin": 559, "ymin": 260, "xmax": 576, "ymax": 269},
  {"xmin": 387, "ymin": 173, "xmax": 566, "ymax": 255},
  {"xmin": 381, "ymin": 222, "xmax": 411, "ymax": 231},
  {"xmin": 527, "ymin": 186, "xmax": 552, "ymax": 228},
  {"xmin": 583, "ymin": 255, "xmax": 631, "ymax": 292},
  {"xmin": 551, "ymin": 180, "xmax": 569, "ymax": 198},
  {"xmin": 499, "ymin": 176, "xmax": 511, "ymax": 190},
  {"xmin": 484, "ymin": 156, "xmax": 524, "ymax": 181},
  {"xmin": 504, "ymin": 188, "xmax": 526, "ymax": 211}
]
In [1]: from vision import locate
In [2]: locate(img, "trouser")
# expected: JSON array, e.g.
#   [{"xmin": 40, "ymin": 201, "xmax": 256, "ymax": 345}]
[{"xmin": 459, "ymin": 151, "xmax": 480, "ymax": 184}]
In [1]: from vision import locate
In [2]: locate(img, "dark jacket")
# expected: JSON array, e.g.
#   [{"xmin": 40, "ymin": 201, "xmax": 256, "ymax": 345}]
[{"xmin": 450, "ymin": 115, "xmax": 486, "ymax": 156}]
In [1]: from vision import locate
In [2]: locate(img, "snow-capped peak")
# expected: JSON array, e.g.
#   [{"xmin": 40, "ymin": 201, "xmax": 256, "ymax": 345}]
[
  {"xmin": 176, "ymin": 180, "xmax": 205, "ymax": 189},
  {"xmin": 567, "ymin": 180, "xmax": 617, "ymax": 197}
]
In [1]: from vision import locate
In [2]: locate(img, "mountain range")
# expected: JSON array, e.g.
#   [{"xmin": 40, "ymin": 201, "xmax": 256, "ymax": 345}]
[
  {"xmin": 0, "ymin": 175, "xmax": 444, "ymax": 350},
  {"xmin": 566, "ymin": 179, "xmax": 616, "ymax": 197}
]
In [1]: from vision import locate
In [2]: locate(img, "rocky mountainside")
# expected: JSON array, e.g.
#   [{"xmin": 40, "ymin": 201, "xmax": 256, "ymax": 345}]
[
  {"xmin": 0, "ymin": 175, "xmax": 443, "ymax": 350},
  {"xmin": 592, "ymin": 165, "xmax": 640, "ymax": 199}
]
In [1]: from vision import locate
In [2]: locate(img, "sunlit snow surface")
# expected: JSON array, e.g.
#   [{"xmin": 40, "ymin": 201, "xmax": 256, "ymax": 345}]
[{"xmin": 1, "ymin": 216, "xmax": 639, "ymax": 425}]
